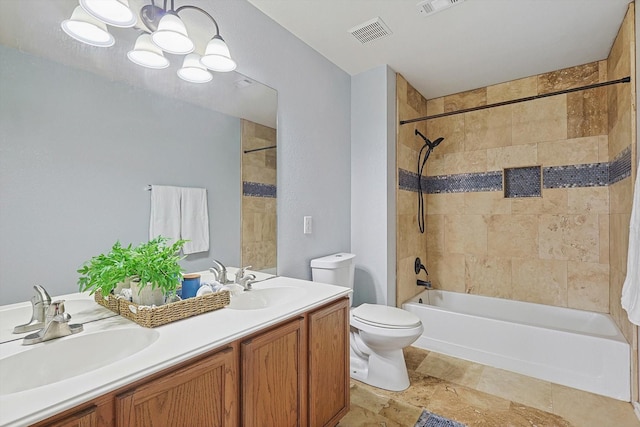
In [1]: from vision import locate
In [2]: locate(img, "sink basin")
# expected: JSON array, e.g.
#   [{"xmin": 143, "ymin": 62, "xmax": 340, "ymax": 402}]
[
  {"xmin": 227, "ymin": 287, "xmax": 305, "ymax": 310},
  {"xmin": 0, "ymin": 328, "xmax": 159, "ymax": 395},
  {"xmin": 0, "ymin": 298, "xmax": 117, "ymax": 344}
]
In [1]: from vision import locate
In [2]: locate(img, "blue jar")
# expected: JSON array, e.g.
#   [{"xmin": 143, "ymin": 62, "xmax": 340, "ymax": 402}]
[{"xmin": 181, "ymin": 273, "xmax": 201, "ymax": 299}]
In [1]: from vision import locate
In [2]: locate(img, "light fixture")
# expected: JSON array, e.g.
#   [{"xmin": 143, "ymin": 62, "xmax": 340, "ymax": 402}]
[
  {"xmin": 127, "ymin": 34, "xmax": 170, "ymax": 69},
  {"xmin": 79, "ymin": 0, "xmax": 137, "ymax": 28},
  {"xmin": 152, "ymin": 12, "xmax": 194, "ymax": 55},
  {"xmin": 60, "ymin": 1, "xmax": 237, "ymax": 83},
  {"xmin": 61, "ymin": 6, "xmax": 115, "ymax": 48},
  {"xmin": 178, "ymin": 54, "xmax": 212, "ymax": 83},
  {"xmin": 201, "ymin": 35, "xmax": 237, "ymax": 72}
]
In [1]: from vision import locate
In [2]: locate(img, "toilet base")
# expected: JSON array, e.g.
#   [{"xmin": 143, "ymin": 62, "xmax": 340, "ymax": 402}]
[{"xmin": 350, "ymin": 348, "xmax": 410, "ymax": 392}]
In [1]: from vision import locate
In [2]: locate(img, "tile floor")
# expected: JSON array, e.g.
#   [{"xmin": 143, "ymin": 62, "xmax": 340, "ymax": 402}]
[{"xmin": 338, "ymin": 346, "xmax": 640, "ymax": 427}]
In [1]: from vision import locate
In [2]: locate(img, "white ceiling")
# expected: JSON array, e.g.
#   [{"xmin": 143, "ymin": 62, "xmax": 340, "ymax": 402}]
[{"xmin": 247, "ymin": 0, "xmax": 632, "ymax": 99}]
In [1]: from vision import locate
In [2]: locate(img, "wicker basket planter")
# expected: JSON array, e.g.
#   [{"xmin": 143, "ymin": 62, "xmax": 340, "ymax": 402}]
[
  {"xmin": 117, "ymin": 290, "xmax": 230, "ymax": 328},
  {"xmin": 94, "ymin": 290, "xmax": 120, "ymax": 314}
]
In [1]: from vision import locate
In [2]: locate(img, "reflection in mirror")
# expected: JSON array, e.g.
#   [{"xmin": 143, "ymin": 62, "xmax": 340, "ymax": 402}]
[{"xmin": 0, "ymin": 0, "xmax": 277, "ymax": 305}]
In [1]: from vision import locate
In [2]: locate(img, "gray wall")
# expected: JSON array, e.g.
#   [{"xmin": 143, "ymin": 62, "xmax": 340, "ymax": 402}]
[
  {"xmin": 214, "ymin": 0, "xmax": 352, "ymax": 280},
  {"xmin": 0, "ymin": 46, "xmax": 241, "ymax": 304},
  {"xmin": 350, "ymin": 65, "xmax": 397, "ymax": 307}
]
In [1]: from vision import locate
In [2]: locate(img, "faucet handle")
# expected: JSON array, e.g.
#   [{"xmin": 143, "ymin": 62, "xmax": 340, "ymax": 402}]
[
  {"xmin": 235, "ymin": 265, "xmax": 252, "ymax": 282},
  {"xmin": 47, "ymin": 300, "xmax": 65, "ymax": 317}
]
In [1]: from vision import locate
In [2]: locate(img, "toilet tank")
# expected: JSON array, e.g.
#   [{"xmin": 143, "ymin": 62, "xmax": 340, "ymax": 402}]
[{"xmin": 310, "ymin": 253, "xmax": 356, "ymax": 289}]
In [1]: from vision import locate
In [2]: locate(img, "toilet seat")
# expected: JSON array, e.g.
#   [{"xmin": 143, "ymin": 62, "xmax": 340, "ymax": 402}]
[{"xmin": 351, "ymin": 304, "xmax": 421, "ymax": 329}]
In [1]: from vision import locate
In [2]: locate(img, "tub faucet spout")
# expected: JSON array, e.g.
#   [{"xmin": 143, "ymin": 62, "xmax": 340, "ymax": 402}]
[{"xmin": 417, "ymin": 279, "xmax": 432, "ymax": 289}]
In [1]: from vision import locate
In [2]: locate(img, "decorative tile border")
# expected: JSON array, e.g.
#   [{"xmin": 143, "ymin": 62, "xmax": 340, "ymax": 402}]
[
  {"xmin": 543, "ymin": 163, "xmax": 609, "ymax": 188},
  {"xmin": 243, "ymin": 181, "xmax": 276, "ymax": 198},
  {"xmin": 398, "ymin": 145, "xmax": 633, "ymax": 195},
  {"xmin": 505, "ymin": 166, "xmax": 541, "ymax": 198},
  {"xmin": 609, "ymin": 145, "xmax": 632, "ymax": 185}
]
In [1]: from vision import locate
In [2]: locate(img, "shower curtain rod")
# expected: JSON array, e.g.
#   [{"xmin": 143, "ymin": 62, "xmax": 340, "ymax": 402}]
[
  {"xmin": 399, "ymin": 76, "xmax": 631, "ymax": 125},
  {"xmin": 243, "ymin": 145, "xmax": 277, "ymax": 154}
]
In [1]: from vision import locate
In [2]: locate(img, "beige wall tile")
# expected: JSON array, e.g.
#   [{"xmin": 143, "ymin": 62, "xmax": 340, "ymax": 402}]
[
  {"xmin": 610, "ymin": 213, "xmax": 632, "ymax": 274},
  {"xmin": 567, "ymin": 187, "xmax": 609, "ymax": 214},
  {"xmin": 567, "ymin": 87, "xmax": 607, "ymax": 139},
  {"xmin": 426, "ymin": 153, "xmax": 446, "ymax": 176},
  {"xmin": 444, "ymin": 150, "xmax": 487, "ymax": 175},
  {"xmin": 427, "ymin": 97, "xmax": 444, "ymax": 115},
  {"xmin": 598, "ymin": 60, "xmax": 608, "ymax": 82},
  {"xmin": 486, "ymin": 76, "xmax": 537, "ymax": 104},
  {"xmin": 599, "ymin": 214, "xmax": 610, "ymax": 265},
  {"xmin": 464, "ymin": 191, "xmax": 512, "ymax": 215},
  {"xmin": 487, "ymin": 144, "xmax": 537, "ymax": 170},
  {"xmin": 608, "ymin": 86, "xmax": 632, "ymax": 157},
  {"xmin": 426, "ymin": 214, "xmax": 444, "ymax": 253},
  {"xmin": 397, "ymin": 255, "xmax": 423, "ymax": 306},
  {"xmin": 426, "ymin": 252, "xmax": 465, "ymax": 293},
  {"xmin": 597, "ymin": 135, "xmax": 609, "ymax": 162},
  {"xmin": 398, "ymin": 141, "xmax": 418, "ymax": 172},
  {"xmin": 487, "ymin": 215, "xmax": 538, "ymax": 258},
  {"xmin": 537, "ymin": 62, "xmax": 599, "ymax": 94},
  {"xmin": 444, "ymin": 87, "xmax": 487, "ymax": 112},
  {"xmin": 538, "ymin": 136, "xmax": 601, "ymax": 167},
  {"xmin": 464, "ymin": 105, "xmax": 512, "ymax": 151},
  {"xmin": 427, "ymin": 193, "xmax": 465, "ymax": 215},
  {"xmin": 465, "ymin": 255, "xmax": 512, "ymax": 299},
  {"xmin": 445, "ymin": 215, "xmax": 487, "ymax": 255},
  {"xmin": 567, "ymin": 261, "xmax": 609, "ymax": 312},
  {"xmin": 610, "ymin": 173, "xmax": 633, "ymax": 214},
  {"xmin": 538, "ymin": 214, "xmax": 600, "ymax": 262},
  {"xmin": 511, "ymin": 188, "xmax": 567, "ymax": 215},
  {"xmin": 512, "ymin": 258, "xmax": 568, "ymax": 306},
  {"xmin": 512, "ymin": 96, "xmax": 567, "ymax": 145},
  {"xmin": 397, "ymin": 188, "xmax": 415, "ymax": 215},
  {"xmin": 426, "ymin": 115, "xmax": 465, "ymax": 155}
]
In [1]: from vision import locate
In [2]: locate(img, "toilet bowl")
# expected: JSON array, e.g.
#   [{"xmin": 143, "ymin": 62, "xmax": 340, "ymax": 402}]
[{"xmin": 310, "ymin": 253, "xmax": 423, "ymax": 392}]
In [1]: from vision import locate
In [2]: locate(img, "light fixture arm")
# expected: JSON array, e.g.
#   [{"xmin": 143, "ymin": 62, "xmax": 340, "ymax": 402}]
[{"xmin": 175, "ymin": 5, "xmax": 221, "ymax": 35}]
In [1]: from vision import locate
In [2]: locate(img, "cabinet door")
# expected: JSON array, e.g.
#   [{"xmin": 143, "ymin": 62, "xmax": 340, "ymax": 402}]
[
  {"xmin": 241, "ymin": 317, "xmax": 307, "ymax": 427},
  {"xmin": 308, "ymin": 298, "xmax": 350, "ymax": 427},
  {"xmin": 45, "ymin": 406, "xmax": 97, "ymax": 427},
  {"xmin": 115, "ymin": 346, "xmax": 238, "ymax": 427}
]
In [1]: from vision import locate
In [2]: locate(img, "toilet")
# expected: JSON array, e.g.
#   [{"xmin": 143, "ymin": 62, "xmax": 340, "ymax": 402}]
[{"xmin": 310, "ymin": 253, "xmax": 423, "ymax": 391}]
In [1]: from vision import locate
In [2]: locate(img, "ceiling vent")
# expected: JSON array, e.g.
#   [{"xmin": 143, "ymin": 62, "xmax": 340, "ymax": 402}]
[
  {"xmin": 417, "ymin": 0, "xmax": 465, "ymax": 17},
  {"xmin": 348, "ymin": 17, "xmax": 392, "ymax": 44}
]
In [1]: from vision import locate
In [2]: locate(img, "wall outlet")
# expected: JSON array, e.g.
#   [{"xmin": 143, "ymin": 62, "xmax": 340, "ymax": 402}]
[{"xmin": 303, "ymin": 216, "xmax": 312, "ymax": 234}]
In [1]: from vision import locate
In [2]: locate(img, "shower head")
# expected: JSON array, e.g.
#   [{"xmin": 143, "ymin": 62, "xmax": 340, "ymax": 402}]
[{"xmin": 414, "ymin": 129, "xmax": 444, "ymax": 150}]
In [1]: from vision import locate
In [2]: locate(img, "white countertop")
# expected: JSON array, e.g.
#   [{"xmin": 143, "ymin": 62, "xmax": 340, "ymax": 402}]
[{"xmin": 0, "ymin": 271, "xmax": 351, "ymax": 427}]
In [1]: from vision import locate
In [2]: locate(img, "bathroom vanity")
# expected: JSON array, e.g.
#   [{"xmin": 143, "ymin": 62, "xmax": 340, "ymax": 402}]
[{"xmin": 0, "ymin": 274, "xmax": 351, "ymax": 427}]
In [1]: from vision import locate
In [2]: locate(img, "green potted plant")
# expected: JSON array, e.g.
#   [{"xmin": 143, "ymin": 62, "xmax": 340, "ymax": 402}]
[
  {"xmin": 77, "ymin": 241, "xmax": 135, "ymax": 297},
  {"xmin": 128, "ymin": 237, "xmax": 187, "ymax": 306}
]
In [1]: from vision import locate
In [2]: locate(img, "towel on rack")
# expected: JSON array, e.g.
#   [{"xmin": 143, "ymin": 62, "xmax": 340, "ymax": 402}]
[
  {"xmin": 149, "ymin": 185, "xmax": 182, "ymax": 243},
  {"xmin": 622, "ymin": 165, "xmax": 640, "ymax": 325},
  {"xmin": 180, "ymin": 187, "xmax": 209, "ymax": 255}
]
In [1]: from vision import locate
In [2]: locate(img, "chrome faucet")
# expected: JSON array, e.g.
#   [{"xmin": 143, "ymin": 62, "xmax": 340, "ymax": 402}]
[
  {"xmin": 235, "ymin": 266, "xmax": 257, "ymax": 291},
  {"xmin": 13, "ymin": 285, "xmax": 52, "ymax": 334},
  {"xmin": 23, "ymin": 300, "xmax": 83, "ymax": 345},
  {"xmin": 210, "ymin": 259, "xmax": 230, "ymax": 284}
]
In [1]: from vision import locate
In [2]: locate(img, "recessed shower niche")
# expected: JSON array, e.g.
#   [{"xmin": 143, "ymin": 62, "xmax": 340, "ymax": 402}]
[{"xmin": 503, "ymin": 166, "xmax": 542, "ymax": 198}]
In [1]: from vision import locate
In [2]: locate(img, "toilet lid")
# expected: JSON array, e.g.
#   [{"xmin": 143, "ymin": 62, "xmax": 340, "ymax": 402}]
[{"xmin": 351, "ymin": 304, "xmax": 421, "ymax": 328}]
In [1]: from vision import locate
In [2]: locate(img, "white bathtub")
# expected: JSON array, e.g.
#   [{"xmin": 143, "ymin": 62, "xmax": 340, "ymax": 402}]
[{"xmin": 402, "ymin": 289, "xmax": 630, "ymax": 401}]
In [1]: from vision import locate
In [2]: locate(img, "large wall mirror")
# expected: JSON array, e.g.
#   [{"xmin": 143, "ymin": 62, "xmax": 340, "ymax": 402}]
[{"xmin": 0, "ymin": 1, "xmax": 277, "ymax": 304}]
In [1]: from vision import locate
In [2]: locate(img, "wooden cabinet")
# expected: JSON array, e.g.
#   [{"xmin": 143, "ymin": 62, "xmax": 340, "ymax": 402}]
[
  {"xmin": 241, "ymin": 317, "xmax": 307, "ymax": 427},
  {"xmin": 115, "ymin": 346, "xmax": 237, "ymax": 427},
  {"xmin": 32, "ymin": 297, "xmax": 350, "ymax": 427},
  {"xmin": 307, "ymin": 298, "xmax": 350, "ymax": 427},
  {"xmin": 45, "ymin": 406, "xmax": 97, "ymax": 427}
]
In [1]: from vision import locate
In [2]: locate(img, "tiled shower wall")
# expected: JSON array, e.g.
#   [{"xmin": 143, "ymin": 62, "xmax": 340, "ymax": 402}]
[
  {"xmin": 396, "ymin": 6, "xmax": 636, "ymax": 333},
  {"xmin": 608, "ymin": 4, "xmax": 637, "ymax": 398},
  {"xmin": 241, "ymin": 119, "xmax": 277, "ymax": 272},
  {"xmin": 396, "ymin": 74, "xmax": 429, "ymax": 306}
]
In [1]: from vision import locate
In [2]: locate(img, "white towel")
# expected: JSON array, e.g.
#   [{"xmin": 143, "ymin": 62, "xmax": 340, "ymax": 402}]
[
  {"xmin": 621, "ymin": 164, "xmax": 640, "ymax": 325},
  {"xmin": 149, "ymin": 185, "xmax": 182, "ymax": 243},
  {"xmin": 180, "ymin": 187, "xmax": 210, "ymax": 255}
]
